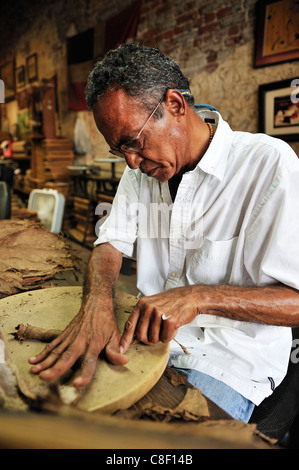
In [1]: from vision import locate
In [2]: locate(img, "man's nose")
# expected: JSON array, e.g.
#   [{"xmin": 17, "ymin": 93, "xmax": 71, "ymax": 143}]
[{"xmin": 124, "ymin": 151, "xmax": 143, "ymax": 169}]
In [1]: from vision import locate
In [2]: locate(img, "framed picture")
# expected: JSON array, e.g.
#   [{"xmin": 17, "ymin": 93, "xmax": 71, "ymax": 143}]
[
  {"xmin": 259, "ymin": 77, "xmax": 299, "ymax": 141},
  {"xmin": 255, "ymin": 0, "xmax": 299, "ymax": 67},
  {"xmin": 26, "ymin": 53, "xmax": 38, "ymax": 83},
  {"xmin": 15, "ymin": 65, "xmax": 26, "ymax": 90},
  {"xmin": 17, "ymin": 88, "xmax": 29, "ymax": 110},
  {"xmin": 0, "ymin": 59, "xmax": 15, "ymax": 102},
  {"xmin": 17, "ymin": 109, "xmax": 31, "ymax": 140}
]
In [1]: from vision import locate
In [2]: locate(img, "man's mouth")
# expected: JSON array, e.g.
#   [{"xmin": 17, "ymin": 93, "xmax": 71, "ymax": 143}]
[
  {"xmin": 140, "ymin": 165, "xmax": 158, "ymax": 177},
  {"xmin": 146, "ymin": 167, "xmax": 158, "ymax": 177}
]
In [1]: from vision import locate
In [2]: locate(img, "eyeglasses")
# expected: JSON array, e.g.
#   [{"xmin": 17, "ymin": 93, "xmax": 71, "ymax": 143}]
[{"xmin": 109, "ymin": 95, "xmax": 164, "ymax": 158}]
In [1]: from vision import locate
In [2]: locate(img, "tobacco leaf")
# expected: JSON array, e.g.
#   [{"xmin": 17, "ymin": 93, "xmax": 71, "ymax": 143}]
[
  {"xmin": 140, "ymin": 388, "xmax": 210, "ymax": 423},
  {"xmin": 164, "ymin": 366, "xmax": 189, "ymax": 387},
  {"xmin": 0, "ymin": 219, "xmax": 76, "ymax": 298}
]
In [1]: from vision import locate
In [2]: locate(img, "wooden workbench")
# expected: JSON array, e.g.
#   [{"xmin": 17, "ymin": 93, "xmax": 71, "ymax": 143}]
[
  {"xmin": 0, "ymin": 366, "xmax": 273, "ymax": 449},
  {"xmin": 0, "ymin": 265, "xmax": 276, "ymax": 449}
]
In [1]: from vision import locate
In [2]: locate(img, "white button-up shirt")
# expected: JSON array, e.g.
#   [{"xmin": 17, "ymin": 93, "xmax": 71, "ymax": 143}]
[{"xmin": 95, "ymin": 110, "xmax": 299, "ymax": 405}]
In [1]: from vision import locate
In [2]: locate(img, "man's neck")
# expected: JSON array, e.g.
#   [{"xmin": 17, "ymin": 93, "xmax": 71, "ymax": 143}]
[{"xmin": 168, "ymin": 172, "xmax": 183, "ymax": 201}]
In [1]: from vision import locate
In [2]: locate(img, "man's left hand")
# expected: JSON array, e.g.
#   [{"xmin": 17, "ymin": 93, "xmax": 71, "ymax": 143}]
[{"xmin": 120, "ymin": 286, "xmax": 200, "ymax": 353}]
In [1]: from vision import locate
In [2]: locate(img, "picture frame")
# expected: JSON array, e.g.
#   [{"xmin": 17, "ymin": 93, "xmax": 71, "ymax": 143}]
[
  {"xmin": 17, "ymin": 109, "xmax": 31, "ymax": 140},
  {"xmin": 0, "ymin": 59, "xmax": 15, "ymax": 102},
  {"xmin": 15, "ymin": 65, "xmax": 26, "ymax": 90},
  {"xmin": 26, "ymin": 53, "xmax": 38, "ymax": 83},
  {"xmin": 259, "ymin": 77, "xmax": 299, "ymax": 141},
  {"xmin": 255, "ymin": 0, "xmax": 299, "ymax": 67}
]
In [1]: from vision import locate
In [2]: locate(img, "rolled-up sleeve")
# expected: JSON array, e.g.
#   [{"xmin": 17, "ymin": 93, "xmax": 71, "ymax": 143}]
[{"xmin": 94, "ymin": 167, "xmax": 140, "ymax": 258}]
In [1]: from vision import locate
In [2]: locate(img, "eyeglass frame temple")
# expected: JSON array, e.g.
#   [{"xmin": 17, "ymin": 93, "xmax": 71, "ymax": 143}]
[{"xmin": 135, "ymin": 95, "xmax": 165, "ymax": 140}]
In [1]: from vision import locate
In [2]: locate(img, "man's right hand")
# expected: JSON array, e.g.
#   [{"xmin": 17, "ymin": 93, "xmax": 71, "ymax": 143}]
[{"xmin": 29, "ymin": 295, "xmax": 128, "ymax": 387}]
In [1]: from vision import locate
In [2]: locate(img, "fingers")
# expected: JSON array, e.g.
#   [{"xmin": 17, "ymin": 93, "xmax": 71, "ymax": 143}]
[
  {"xmin": 29, "ymin": 325, "xmax": 129, "ymax": 387},
  {"xmin": 73, "ymin": 332, "xmax": 129, "ymax": 387},
  {"xmin": 120, "ymin": 302, "xmax": 159, "ymax": 352},
  {"xmin": 120, "ymin": 307, "xmax": 140, "ymax": 353},
  {"xmin": 147, "ymin": 308, "xmax": 162, "ymax": 343},
  {"xmin": 159, "ymin": 315, "xmax": 178, "ymax": 343},
  {"xmin": 105, "ymin": 334, "xmax": 129, "ymax": 365},
  {"xmin": 73, "ymin": 349, "xmax": 99, "ymax": 387},
  {"xmin": 29, "ymin": 334, "xmax": 86, "ymax": 382},
  {"xmin": 29, "ymin": 334, "xmax": 64, "ymax": 365},
  {"xmin": 120, "ymin": 299, "xmax": 178, "ymax": 351}
]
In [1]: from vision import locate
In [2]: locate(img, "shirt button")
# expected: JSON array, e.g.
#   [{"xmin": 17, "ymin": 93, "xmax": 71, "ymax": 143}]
[{"xmin": 171, "ymin": 271, "xmax": 178, "ymax": 277}]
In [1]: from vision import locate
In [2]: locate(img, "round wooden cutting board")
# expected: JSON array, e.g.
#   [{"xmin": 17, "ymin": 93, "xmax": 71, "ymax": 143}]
[{"xmin": 0, "ymin": 286, "xmax": 169, "ymax": 414}]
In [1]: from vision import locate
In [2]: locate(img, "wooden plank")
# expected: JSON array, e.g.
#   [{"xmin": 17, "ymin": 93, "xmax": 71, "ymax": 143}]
[{"xmin": 0, "ymin": 410, "xmax": 274, "ymax": 449}]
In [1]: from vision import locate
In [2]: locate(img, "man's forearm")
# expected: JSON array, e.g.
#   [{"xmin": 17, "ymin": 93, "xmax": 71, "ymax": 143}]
[
  {"xmin": 120, "ymin": 282, "xmax": 299, "ymax": 350},
  {"xmin": 197, "ymin": 283, "xmax": 299, "ymax": 327},
  {"xmin": 82, "ymin": 242, "xmax": 123, "ymax": 300}
]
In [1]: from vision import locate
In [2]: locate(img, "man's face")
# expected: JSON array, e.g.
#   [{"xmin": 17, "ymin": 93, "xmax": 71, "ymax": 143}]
[{"xmin": 93, "ymin": 88, "xmax": 192, "ymax": 182}]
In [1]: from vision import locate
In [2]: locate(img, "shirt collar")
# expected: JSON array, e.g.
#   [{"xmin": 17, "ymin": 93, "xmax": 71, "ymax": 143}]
[{"xmin": 195, "ymin": 110, "xmax": 234, "ymax": 181}]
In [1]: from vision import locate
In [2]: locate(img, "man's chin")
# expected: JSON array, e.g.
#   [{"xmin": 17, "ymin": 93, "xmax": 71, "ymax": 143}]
[
  {"xmin": 151, "ymin": 168, "xmax": 175, "ymax": 182},
  {"xmin": 152, "ymin": 174, "xmax": 169, "ymax": 182}
]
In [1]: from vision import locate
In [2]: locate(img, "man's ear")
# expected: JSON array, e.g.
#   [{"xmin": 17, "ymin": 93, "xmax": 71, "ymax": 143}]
[{"xmin": 164, "ymin": 89, "xmax": 186, "ymax": 118}]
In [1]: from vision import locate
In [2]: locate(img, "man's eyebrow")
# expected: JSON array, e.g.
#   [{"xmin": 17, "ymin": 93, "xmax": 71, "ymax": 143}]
[{"xmin": 114, "ymin": 134, "xmax": 136, "ymax": 149}]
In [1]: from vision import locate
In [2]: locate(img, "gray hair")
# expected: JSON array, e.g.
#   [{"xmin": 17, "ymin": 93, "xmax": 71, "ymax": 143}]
[{"xmin": 85, "ymin": 43, "xmax": 194, "ymax": 116}]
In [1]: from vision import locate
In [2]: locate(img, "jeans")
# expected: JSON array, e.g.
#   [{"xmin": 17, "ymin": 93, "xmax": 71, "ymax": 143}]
[{"xmin": 173, "ymin": 367, "xmax": 255, "ymax": 423}]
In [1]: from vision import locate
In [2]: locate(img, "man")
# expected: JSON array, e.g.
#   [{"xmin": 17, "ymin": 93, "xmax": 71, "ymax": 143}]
[{"xmin": 29, "ymin": 44, "xmax": 299, "ymax": 423}]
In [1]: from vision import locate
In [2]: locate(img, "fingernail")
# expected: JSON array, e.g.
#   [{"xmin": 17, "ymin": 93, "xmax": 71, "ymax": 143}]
[
  {"xmin": 120, "ymin": 346, "xmax": 124, "ymax": 354},
  {"xmin": 73, "ymin": 377, "xmax": 84, "ymax": 387}
]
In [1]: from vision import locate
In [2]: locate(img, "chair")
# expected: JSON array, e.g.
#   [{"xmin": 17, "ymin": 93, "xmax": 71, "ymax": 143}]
[
  {"xmin": 0, "ymin": 181, "xmax": 11, "ymax": 219},
  {"xmin": 249, "ymin": 343, "xmax": 299, "ymax": 447}
]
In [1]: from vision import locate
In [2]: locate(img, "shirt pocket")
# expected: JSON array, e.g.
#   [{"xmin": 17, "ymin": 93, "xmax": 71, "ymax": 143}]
[{"xmin": 187, "ymin": 236, "xmax": 238, "ymax": 285}]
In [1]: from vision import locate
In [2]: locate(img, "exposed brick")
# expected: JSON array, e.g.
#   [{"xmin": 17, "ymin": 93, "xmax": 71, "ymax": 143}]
[
  {"xmin": 0, "ymin": 0, "xmax": 260, "ymax": 86},
  {"xmin": 156, "ymin": 5, "xmax": 170, "ymax": 15},
  {"xmin": 185, "ymin": 1, "xmax": 196, "ymax": 9},
  {"xmin": 193, "ymin": 37, "xmax": 203, "ymax": 48},
  {"xmin": 163, "ymin": 29, "xmax": 175, "ymax": 39},
  {"xmin": 202, "ymin": 22, "xmax": 218, "ymax": 34},
  {"xmin": 216, "ymin": 6, "xmax": 231, "ymax": 19},
  {"xmin": 145, "ymin": 26, "xmax": 161, "ymax": 37},
  {"xmin": 197, "ymin": 25, "xmax": 204, "ymax": 36},
  {"xmin": 225, "ymin": 35, "xmax": 244, "ymax": 47},
  {"xmin": 177, "ymin": 13, "xmax": 194, "ymax": 25},
  {"xmin": 174, "ymin": 25, "xmax": 184, "ymax": 35},
  {"xmin": 195, "ymin": 15, "xmax": 203, "ymax": 26},
  {"xmin": 204, "ymin": 12, "xmax": 216, "ymax": 24},
  {"xmin": 206, "ymin": 49, "xmax": 217, "ymax": 63},
  {"xmin": 228, "ymin": 24, "xmax": 240, "ymax": 36},
  {"xmin": 141, "ymin": 3, "xmax": 153, "ymax": 14}
]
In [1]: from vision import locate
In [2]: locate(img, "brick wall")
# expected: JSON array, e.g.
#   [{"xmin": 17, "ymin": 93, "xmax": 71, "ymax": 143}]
[
  {"xmin": 0, "ymin": 0, "xmax": 298, "ymax": 157},
  {"xmin": 137, "ymin": 0, "xmax": 257, "ymax": 77},
  {"xmin": 0, "ymin": 0, "xmax": 257, "ymax": 74}
]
